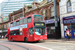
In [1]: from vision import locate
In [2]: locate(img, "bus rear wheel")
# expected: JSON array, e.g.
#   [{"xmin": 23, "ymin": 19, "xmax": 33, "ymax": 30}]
[
  {"xmin": 24, "ymin": 37, "xmax": 27, "ymax": 42},
  {"xmin": 10, "ymin": 38, "xmax": 13, "ymax": 42}
]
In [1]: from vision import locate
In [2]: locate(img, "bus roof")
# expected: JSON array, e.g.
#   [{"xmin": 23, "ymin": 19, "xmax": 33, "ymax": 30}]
[{"xmin": 8, "ymin": 14, "xmax": 42, "ymax": 24}]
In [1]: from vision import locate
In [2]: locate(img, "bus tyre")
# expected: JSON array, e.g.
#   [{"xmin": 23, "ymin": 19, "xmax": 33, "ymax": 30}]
[
  {"xmin": 11, "ymin": 38, "xmax": 13, "ymax": 42},
  {"xmin": 24, "ymin": 37, "xmax": 27, "ymax": 42}
]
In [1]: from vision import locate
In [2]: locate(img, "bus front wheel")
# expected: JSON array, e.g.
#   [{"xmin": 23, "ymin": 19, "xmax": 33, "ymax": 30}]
[{"xmin": 24, "ymin": 37, "xmax": 27, "ymax": 42}]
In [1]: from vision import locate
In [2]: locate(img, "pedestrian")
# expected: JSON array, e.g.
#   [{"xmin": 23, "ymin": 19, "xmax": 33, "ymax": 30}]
[
  {"xmin": 0, "ymin": 35, "xmax": 1, "ymax": 39},
  {"xmin": 2, "ymin": 35, "xmax": 4, "ymax": 39},
  {"xmin": 65, "ymin": 28, "xmax": 71, "ymax": 41}
]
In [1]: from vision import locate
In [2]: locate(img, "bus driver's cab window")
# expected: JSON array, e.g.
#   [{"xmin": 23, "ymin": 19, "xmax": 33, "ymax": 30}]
[{"xmin": 29, "ymin": 28, "xmax": 33, "ymax": 34}]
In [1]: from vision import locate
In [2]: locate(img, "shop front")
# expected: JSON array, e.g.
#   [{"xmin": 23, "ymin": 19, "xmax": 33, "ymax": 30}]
[
  {"xmin": 45, "ymin": 19, "xmax": 56, "ymax": 38},
  {"xmin": 63, "ymin": 16, "xmax": 75, "ymax": 38}
]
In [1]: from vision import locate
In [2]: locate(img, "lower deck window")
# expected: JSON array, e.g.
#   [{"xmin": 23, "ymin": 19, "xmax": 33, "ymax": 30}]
[{"xmin": 10, "ymin": 30, "xmax": 19, "ymax": 35}]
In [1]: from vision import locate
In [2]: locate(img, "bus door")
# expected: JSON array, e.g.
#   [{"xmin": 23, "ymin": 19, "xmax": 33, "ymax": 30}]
[
  {"xmin": 23, "ymin": 28, "xmax": 28, "ymax": 39},
  {"xmin": 28, "ymin": 28, "xmax": 34, "ymax": 41},
  {"xmin": 18, "ymin": 26, "xmax": 24, "ymax": 41}
]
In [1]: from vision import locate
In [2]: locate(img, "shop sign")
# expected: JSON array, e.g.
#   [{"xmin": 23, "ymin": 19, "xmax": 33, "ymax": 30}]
[
  {"xmin": 45, "ymin": 19, "xmax": 55, "ymax": 24},
  {"xmin": 3, "ymin": 16, "xmax": 9, "ymax": 22},
  {"xmin": 63, "ymin": 16, "xmax": 75, "ymax": 24}
]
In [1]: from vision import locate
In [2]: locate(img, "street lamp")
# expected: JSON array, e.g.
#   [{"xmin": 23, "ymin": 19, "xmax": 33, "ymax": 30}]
[
  {"xmin": 54, "ymin": 0, "xmax": 61, "ymax": 39},
  {"xmin": 54, "ymin": 0, "xmax": 58, "ymax": 39}
]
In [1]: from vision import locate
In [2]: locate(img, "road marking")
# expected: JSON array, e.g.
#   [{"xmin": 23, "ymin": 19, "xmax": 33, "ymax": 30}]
[
  {"xmin": 0, "ymin": 41, "xmax": 4, "ymax": 42},
  {"xmin": 22, "ymin": 43, "xmax": 53, "ymax": 50}
]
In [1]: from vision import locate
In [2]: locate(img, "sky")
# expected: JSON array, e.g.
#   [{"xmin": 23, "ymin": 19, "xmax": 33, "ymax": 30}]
[{"xmin": 0, "ymin": 0, "xmax": 4, "ymax": 3}]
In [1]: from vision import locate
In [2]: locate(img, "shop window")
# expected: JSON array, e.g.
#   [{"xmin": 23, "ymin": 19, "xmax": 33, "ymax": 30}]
[
  {"xmin": 67, "ymin": 0, "xmax": 72, "ymax": 12},
  {"xmin": 72, "ymin": 24, "xmax": 75, "ymax": 31},
  {"xmin": 71, "ymin": 24, "xmax": 75, "ymax": 37},
  {"xmin": 64, "ymin": 24, "xmax": 71, "ymax": 32}
]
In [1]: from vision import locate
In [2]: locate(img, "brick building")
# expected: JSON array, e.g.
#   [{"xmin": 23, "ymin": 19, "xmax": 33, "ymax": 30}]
[{"xmin": 0, "ymin": 17, "xmax": 9, "ymax": 36}]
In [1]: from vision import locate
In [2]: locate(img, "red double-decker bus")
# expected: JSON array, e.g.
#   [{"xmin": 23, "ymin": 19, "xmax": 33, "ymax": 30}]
[{"xmin": 7, "ymin": 14, "xmax": 47, "ymax": 42}]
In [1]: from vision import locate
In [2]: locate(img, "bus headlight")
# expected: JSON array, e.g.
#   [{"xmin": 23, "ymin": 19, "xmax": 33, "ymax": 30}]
[
  {"xmin": 34, "ymin": 37, "xmax": 38, "ymax": 40},
  {"xmin": 46, "ymin": 34, "xmax": 47, "ymax": 35}
]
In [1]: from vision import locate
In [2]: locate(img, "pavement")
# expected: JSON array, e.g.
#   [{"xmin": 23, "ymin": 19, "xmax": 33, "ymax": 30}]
[
  {"xmin": 0, "ymin": 38, "xmax": 75, "ymax": 44},
  {"xmin": 45, "ymin": 38, "xmax": 75, "ymax": 44}
]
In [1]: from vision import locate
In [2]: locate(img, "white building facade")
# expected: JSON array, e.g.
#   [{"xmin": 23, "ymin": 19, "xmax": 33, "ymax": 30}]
[{"xmin": 59, "ymin": 0, "xmax": 75, "ymax": 38}]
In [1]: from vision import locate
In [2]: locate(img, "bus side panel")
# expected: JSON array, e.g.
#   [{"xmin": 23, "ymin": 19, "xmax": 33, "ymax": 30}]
[
  {"xmin": 8, "ymin": 28, "xmax": 10, "ymax": 40},
  {"xmin": 16, "ymin": 28, "xmax": 27, "ymax": 41},
  {"xmin": 23, "ymin": 28, "xmax": 28, "ymax": 41},
  {"xmin": 27, "ymin": 23, "xmax": 34, "ymax": 41}
]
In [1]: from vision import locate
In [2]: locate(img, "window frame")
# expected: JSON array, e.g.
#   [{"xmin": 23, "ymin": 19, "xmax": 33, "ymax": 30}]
[
  {"xmin": 10, "ymin": 22, "xmax": 13, "ymax": 27},
  {"xmin": 16, "ymin": 20, "xmax": 20, "ymax": 26},
  {"xmin": 50, "ymin": 6, "xmax": 54, "ymax": 17},
  {"xmin": 42, "ymin": 9, "xmax": 47, "ymax": 18},
  {"xmin": 20, "ymin": 19, "xmax": 23, "ymax": 24},
  {"xmin": 24, "ymin": 18, "xmax": 27, "ymax": 24},
  {"xmin": 29, "ymin": 28, "xmax": 33, "ymax": 35},
  {"xmin": 28, "ymin": 17, "xmax": 31, "ymax": 23},
  {"xmin": 10, "ymin": 29, "xmax": 20, "ymax": 36},
  {"xmin": 67, "ymin": 0, "xmax": 72, "ymax": 13}
]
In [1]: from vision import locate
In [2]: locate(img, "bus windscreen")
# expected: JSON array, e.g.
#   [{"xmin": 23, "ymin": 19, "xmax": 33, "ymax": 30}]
[{"xmin": 33, "ymin": 15, "xmax": 44, "ymax": 22}]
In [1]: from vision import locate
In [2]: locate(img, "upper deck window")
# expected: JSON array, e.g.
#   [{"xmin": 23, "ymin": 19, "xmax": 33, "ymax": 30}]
[
  {"xmin": 33, "ymin": 15, "xmax": 44, "ymax": 22},
  {"xmin": 24, "ymin": 18, "xmax": 27, "ymax": 23},
  {"xmin": 28, "ymin": 17, "xmax": 31, "ymax": 23},
  {"xmin": 10, "ymin": 22, "xmax": 13, "ymax": 27},
  {"xmin": 20, "ymin": 19, "xmax": 23, "ymax": 24},
  {"xmin": 16, "ymin": 20, "xmax": 19, "ymax": 25},
  {"xmin": 14, "ymin": 22, "xmax": 16, "ymax": 26}
]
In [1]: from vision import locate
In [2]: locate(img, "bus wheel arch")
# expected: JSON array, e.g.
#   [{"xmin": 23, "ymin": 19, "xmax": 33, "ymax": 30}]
[
  {"xmin": 10, "ymin": 38, "xmax": 13, "ymax": 42},
  {"xmin": 24, "ymin": 37, "xmax": 27, "ymax": 42}
]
